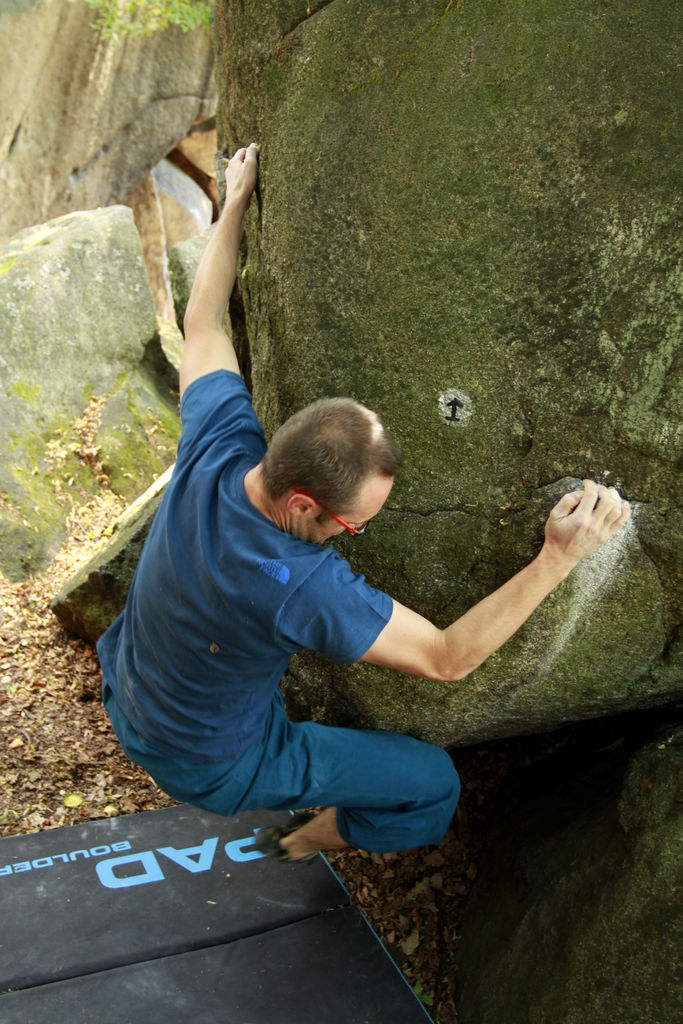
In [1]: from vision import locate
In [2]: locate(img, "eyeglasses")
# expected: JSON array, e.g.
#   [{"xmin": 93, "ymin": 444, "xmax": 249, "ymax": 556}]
[{"xmin": 292, "ymin": 489, "xmax": 368, "ymax": 536}]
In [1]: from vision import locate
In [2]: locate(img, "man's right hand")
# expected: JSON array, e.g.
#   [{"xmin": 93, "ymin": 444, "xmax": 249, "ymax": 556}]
[
  {"xmin": 541, "ymin": 480, "xmax": 631, "ymax": 574},
  {"xmin": 224, "ymin": 143, "xmax": 259, "ymax": 211}
]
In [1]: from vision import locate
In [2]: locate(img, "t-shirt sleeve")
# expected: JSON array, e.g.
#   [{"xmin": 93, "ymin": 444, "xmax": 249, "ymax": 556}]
[
  {"xmin": 177, "ymin": 370, "xmax": 266, "ymax": 466},
  {"xmin": 277, "ymin": 555, "xmax": 393, "ymax": 663}
]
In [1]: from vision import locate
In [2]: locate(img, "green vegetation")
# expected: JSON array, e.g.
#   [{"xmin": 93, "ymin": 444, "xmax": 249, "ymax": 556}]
[
  {"xmin": 0, "ymin": 258, "xmax": 18, "ymax": 278},
  {"xmin": 71, "ymin": 0, "xmax": 212, "ymax": 38},
  {"xmin": 9, "ymin": 381, "xmax": 40, "ymax": 403}
]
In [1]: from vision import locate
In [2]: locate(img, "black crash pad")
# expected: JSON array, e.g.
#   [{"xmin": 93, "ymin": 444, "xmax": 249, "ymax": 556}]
[{"xmin": 1, "ymin": 804, "xmax": 431, "ymax": 1023}]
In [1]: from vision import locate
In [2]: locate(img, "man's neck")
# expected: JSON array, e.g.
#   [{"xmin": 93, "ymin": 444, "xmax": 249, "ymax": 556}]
[{"xmin": 243, "ymin": 463, "xmax": 288, "ymax": 532}]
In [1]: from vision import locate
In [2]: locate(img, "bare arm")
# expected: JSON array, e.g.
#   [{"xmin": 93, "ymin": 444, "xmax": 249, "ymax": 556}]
[
  {"xmin": 361, "ymin": 481, "xmax": 631, "ymax": 681},
  {"xmin": 180, "ymin": 143, "xmax": 259, "ymax": 400}
]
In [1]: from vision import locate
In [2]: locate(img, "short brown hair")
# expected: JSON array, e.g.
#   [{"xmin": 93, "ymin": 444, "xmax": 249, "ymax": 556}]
[{"xmin": 261, "ymin": 398, "xmax": 403, "ymax": 510}]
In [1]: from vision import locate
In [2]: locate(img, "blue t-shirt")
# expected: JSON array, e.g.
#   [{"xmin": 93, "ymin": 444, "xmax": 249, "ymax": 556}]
[{"xmin": 97, "ymin": 371, "xmax": 392, "ymax": 762}]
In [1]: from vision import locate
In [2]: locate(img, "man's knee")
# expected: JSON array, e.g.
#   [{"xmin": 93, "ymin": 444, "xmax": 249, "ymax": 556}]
[
  {"xmin": 423, "ymin": 743, "xmax": 460, "ymax": 797},
  {"xmin": 429, "ymin": 746, "xmax": 460, "ymax": 834}
]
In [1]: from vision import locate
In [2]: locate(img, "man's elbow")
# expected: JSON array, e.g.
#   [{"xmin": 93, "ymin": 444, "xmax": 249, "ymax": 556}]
[
  {"xmin": 431, "ymin": 634, "xmax": 479, "ymax": 682},
  {"xmin": 435, "ymin": 663, "xmax": 473, "ymax": 683}
]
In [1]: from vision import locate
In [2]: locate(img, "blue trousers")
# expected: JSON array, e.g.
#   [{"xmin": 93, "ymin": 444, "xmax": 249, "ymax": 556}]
[{"xmin": 103, "ymin": 684, "xmax": 460, "ymax": 853}]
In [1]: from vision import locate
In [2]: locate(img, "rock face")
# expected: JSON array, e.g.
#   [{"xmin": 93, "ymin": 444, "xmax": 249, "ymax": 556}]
[
  {"xmin": 0, "ymin": 0, "xmax": 215, "ymax": 241},
  {"xmin": 455, "ymin": 723, "xmax": 683, "ymax": 1023},
  {"xmin": 0, "ymin": 206, "xmax": 180, "ymax": 580},
  {"xmin": 212, "ymin": 0, "xmax": 682, "ymax": 744}
]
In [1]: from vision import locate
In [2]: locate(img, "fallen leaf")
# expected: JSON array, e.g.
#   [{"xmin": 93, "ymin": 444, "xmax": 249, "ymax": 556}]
[
  {"xmin": 400, "ymin": 929, "xmax": 421, "ymax": 956},
  {"xmin": 423, "ymin": 850, "xmax": 445, "ymax": 868},
  {"xmin": 8, "ymin": 737, "xmax": 24, "ymax": 749},
  {"xmin": 64, "ymin": 794, "xmax": 84, "ymax": 808}
]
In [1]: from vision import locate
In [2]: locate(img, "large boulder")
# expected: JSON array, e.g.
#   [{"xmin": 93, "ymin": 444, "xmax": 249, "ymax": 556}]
[
  {"xmin": 454, "ymin": 723, "xmax": 683, "ymax": 1023},
  {"xmin": 213, "ymin": 0, "xmax": 682, "ymax": 744},
  {"xmin": 0, "ymin": 205, "xmax": 180, "ymax": 580},
  {"xmin": 0, "ymin": 0, "xmax": 215, "ymax": 241}
]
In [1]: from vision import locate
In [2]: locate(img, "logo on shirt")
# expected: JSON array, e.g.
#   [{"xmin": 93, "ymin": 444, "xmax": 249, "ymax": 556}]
[{"xmin": 258, "ymin": 559, "xmax": 290, "ymax": 585}]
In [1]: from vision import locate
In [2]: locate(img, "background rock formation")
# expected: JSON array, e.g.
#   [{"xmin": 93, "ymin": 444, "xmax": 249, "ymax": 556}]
[
  {"xmin": 0, "ymin": 206, "xmax": 180, "ymax": 580},
  {"xmin": 0, "ymin": 0, "xmax": 215, "ymax": 241},
  {"xmin": 0, "ymin": 0, "xmax": 217, "ymax": 582},
  {"xmin": 213, "ymin": 0, "xmax": 682, "ymax": 746}
]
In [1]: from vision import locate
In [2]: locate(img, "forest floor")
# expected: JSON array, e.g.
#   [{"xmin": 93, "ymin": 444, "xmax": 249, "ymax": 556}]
[{"xmin": 1, "ymin": 489, "xmax": 547, "ymax": 1022}]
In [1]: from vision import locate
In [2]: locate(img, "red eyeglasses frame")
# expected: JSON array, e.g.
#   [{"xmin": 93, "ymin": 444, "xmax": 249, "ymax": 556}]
[{"xmin": 291, "ymin": 488, "xmax": 367, "ymax": 535}]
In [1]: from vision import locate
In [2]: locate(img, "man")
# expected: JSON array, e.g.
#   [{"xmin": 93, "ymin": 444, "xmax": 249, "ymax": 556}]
[{"xmin": 98, "ymin": 143, "xmax": 631, "ymax": 862}]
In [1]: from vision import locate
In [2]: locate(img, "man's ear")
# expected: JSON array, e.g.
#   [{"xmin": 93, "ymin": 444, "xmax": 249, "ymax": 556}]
[{"xmin": 286, "ymin": 491, "xmax": 317, "ymax": 518}]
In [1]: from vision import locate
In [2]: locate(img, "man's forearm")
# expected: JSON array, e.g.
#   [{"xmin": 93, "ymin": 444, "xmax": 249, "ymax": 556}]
[
  {"xmin": 440, "ymin": 547, "xmax": 574, "ymax": 679},
  {"xmin": 438, "ymin": 482, "xmax": 630, "ymax": 680},
  {"xmin": 362, "ymin": 482, "xmax": 629, "ymax": 683},
  {"xmin": 184, "ymin": 195, "xmax": 248, "ymax": 331}
]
